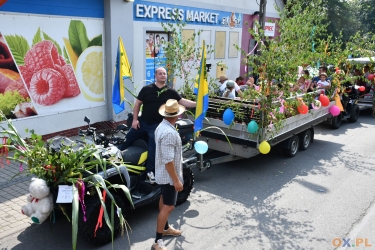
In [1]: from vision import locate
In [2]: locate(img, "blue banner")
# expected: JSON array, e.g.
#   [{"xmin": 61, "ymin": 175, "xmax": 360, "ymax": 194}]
[{"xmin": 134, "ymin": 0, "xmax": 243, "ymax": 28}]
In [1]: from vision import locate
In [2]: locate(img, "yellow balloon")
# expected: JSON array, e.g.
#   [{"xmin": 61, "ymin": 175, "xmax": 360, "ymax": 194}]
[{"xmin": 259, "ymin": 141, "xmax": 271, "ymax": 154}]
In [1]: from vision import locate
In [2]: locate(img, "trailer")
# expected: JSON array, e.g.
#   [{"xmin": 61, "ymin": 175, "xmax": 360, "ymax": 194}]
[{"xmin": 186, "ymin": 96, "xmax": 335, "ymax": 171}]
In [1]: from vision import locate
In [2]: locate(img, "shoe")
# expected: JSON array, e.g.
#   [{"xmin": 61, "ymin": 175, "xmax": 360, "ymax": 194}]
[
  {"xmin": 146, "ymin": 172, "xmax": 156, "ymax": 184},
  {"xmin": 163, "ymin": 225, "xmax": 182, "ymax": 236},
  {"xmin": 152, "ymin": 239, "xmax": 167, "ymax": 250}
]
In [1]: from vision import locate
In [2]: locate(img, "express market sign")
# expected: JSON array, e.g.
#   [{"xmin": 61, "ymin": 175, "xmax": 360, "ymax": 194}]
[{"xmin": 134, "ymin": 1, "xmax": 242, "ymax": 28}]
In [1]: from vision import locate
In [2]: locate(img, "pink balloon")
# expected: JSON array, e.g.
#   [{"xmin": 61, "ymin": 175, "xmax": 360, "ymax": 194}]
[
  {"xmin": 329, "ymin": 105, "xmax": 341, "ymax": 116},
  {"xmin": 367, "ymin": 74, "xmax": 375, "ymax": 81}
]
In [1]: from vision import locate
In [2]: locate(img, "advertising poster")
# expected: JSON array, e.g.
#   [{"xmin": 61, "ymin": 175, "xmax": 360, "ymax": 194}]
[
  {"xmin": 0, "ymin": 14, "xmax": 104, "ymax": 119},
  {"xmin": 145, "ymin": 32, "xmax": 168, "ymax": 84}
]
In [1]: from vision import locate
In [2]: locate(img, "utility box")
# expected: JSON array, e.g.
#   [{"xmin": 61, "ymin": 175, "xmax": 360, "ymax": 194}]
[{"xmin": 216, "ymin": 63, "xmax": 226, "ymax": 79}]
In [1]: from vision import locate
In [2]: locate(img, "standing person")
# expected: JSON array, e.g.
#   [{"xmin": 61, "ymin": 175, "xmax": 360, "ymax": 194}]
[
  {"xmin": 121, "ymin": 67, "xmax": 196, "ymax": 184},
  {"xmin": 152, "ymin": 99, "xmax": 185, "ymax": 250}
]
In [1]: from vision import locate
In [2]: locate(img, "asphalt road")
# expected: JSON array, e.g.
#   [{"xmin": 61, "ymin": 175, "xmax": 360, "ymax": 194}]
[{"xmin": 1, "ymin": 109, "xmax": 375, "ymax": 250}]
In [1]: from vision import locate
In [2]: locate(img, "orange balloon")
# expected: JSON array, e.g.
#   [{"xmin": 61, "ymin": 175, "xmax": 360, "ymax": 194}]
[
  {"xmin": 319, "ymin": 94, "xmax": 330, "ymax": 107},
  {"xmin": 298, "ymin": 104, "xmax": 308, "ymax": 114},
  {"xmin": 297, "ymin": 98, "xmax": 308, "ymax": 114}
]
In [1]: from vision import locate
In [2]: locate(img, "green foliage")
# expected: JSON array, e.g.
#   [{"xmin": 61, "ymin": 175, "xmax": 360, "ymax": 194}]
[
  {"xmin": 159, "ymin": 12, "xmax": 215, "ymax": 94},
  {"xmin": 0, "ymin": 91, "xmax": 28, "ymax": 116},
  {"xmin": 0, "ymin": 112, "xmax": 132, "ymax": 250}
]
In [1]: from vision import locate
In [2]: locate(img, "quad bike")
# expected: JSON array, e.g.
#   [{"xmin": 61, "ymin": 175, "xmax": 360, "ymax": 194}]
[
  {"xmin": 330, "ymin": 81, "xmax": 360, "ymax": 129},
  {"xmin": 48, "ymin": 116, "xmax": 196, "ymax": 246}
]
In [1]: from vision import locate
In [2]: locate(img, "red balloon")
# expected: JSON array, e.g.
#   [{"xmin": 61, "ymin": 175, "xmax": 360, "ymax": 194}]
[
  {"xmin": 358, "ymin": 86, "xmax": 365, "ymax": 91},
  {"xmin": 298, "ymin": 104, "xmax": 309, "ymax": 114},
  {"xmin": 367, "ymin": 74, "xmax": 375, "ymax": 81},
  {"xmin": 319, "ymin": 94, "xmax": 330, "ymax": 107}
]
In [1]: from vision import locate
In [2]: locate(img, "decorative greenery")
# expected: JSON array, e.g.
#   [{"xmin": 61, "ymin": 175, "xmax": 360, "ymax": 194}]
[
  {"xmin": 158, "ymin": 11, "xmax": 218, "ymax": 100},
  {"xmin": 0, "ymin": 112, "xmax": 132, "ymax": 250}
]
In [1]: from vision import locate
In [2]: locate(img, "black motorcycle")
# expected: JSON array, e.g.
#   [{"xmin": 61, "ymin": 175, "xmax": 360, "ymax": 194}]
[
  {"xmin": 331, "ymin": 81, "xmax": 360, "ymax": 129},
  {"xmin": 49, "ymin": 116, "xmax": 196, "ymax": 246}
]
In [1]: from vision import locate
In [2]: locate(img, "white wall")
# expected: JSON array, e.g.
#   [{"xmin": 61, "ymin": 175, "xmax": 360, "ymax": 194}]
[{"xmin": 132, "ymin": 22, "xmax": 242, "ymax": 94}]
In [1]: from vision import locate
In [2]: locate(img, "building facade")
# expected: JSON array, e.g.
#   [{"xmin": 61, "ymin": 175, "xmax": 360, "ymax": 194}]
[{"xmin": 0, "ymin": 0, "xmax": 283, "ymax": 137}]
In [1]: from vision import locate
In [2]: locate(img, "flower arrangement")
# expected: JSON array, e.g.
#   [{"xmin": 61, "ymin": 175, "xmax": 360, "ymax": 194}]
[{"xmin": 0, "ymin": 111, "xmax": 132, "ymax": 250}]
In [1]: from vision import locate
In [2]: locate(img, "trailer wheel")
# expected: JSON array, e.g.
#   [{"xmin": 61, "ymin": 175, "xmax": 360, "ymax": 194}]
[
  {"xmin": 283, "ymin": 135, "xmax": 299, "ymax": 157},
  {"xmin": 299, "ymin": 129, "xmax": 312, "ymax": 151},
  {"xmin": 331, "ymin": 113, "xmax": 342, "ymax": 129},
  {"xmin": 347, "ymin": 104, "xmax": 360, "ymax": 123}
]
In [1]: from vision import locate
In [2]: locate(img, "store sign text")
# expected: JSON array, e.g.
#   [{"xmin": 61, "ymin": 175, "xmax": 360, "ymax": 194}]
[{"xmin": 136, "ymin": 4, "xmax": 219, "ymax": 24}]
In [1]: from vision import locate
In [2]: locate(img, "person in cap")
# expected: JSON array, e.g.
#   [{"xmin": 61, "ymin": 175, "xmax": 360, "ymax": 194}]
[
  {"xmin": 222, "ymin": 80, "xmax": 236, "ymax": 99},
  {"xmin": 311, "ymin": 72, "xmax": 331, "ymax": 93},
  {"xmin": 121, "ymin": 67, "xmax": 196, "ymax": 184},
  {"xmin": 152, "ymin": 99, "xmax": 185, "ymax": 250},
  {"xmin": 218, "ymin": 75, "xmax": 243, "ymax": 99}
]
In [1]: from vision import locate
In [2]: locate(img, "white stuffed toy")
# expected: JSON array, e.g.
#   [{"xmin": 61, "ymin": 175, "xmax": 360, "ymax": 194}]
[{"xmin": 21, "ymin": 177, "xmax": 54, "ymax": 224}]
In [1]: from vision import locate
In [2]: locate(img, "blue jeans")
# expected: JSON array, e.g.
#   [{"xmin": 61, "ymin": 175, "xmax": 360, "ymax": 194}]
[{"xmin": 120, "ymin": 118, "xmax": 159, "ymax": 173}]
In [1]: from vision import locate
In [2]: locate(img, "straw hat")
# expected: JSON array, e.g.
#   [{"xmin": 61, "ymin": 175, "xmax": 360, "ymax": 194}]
[
  {"xmin": 219, "ymin": 75, "xmax": 228, "ymax": 82},
  {"xmin": 159, "ymin": 99, "xmax": 186, "ymax": 117},
  {"xmin": 320, "ymin": 72, "xmax": 327, "ymax": 77}
]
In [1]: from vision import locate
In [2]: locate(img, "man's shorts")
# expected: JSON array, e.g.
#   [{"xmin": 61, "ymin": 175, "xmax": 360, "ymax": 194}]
[{"xmin": 160, "ymin": 184, "xmax": 178, "ymax": 206}]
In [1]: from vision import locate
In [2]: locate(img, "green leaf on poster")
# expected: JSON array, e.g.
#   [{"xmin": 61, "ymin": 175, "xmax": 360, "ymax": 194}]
[
  {"xmin": 42, "ymin": 32, "xmax": 62, "ymax": 55},
  {"xmin": 32, "ymin": 27, "xmax": 42, "ymax": 46},
  {"xmin": 4, "ymin": 34, "xmax": 30, "ymax": 65},
  {"xmin": 88, "ymin": 34, "xmax": 102, "ymax": 47},
  {"xmin": 63, "ymin": 47, "xmax": 71, "ymax": 64},
  {"xmin": 68, "ymin": 20, "xmax": 90, "ymax": 57},
  {"xmin": 8, "ymin": 49, "xmax": 24, "ymax": 66}
]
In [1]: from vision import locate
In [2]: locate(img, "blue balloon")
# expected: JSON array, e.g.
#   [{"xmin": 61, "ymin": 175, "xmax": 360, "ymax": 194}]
[
  {"xmin": 223, "ymin": 108, "xmax": 234, "ymax": 125},
  {"xmin": 194, "ymin": 141, "xmax": 208, "ymax": 154},
  {"xmin": 247, "ymin": 120, "xmax": 259, "ymax": 134}
]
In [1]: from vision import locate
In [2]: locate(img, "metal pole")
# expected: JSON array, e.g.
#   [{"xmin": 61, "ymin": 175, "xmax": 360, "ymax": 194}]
[
  {"xmin": 259, "ymin": 0, "xmax": 267, "ymax": 33},
  {"xmin": 259, "ymin": 0, "xmax": 267, "ymax": 30}
]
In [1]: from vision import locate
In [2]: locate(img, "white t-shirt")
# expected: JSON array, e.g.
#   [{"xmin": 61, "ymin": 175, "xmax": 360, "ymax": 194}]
[
  {"xmin": 317, "ymin": 80, "xmax": 329, "ymax": 88},
  {"xmin": 219, "ymin": 80, "xmax": 240, "ymax": 96}
]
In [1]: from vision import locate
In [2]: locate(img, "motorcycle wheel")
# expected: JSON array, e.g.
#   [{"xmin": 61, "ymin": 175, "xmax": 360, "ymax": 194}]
[
  {"xmin": 176, "ymin": 167, "xmax": 194, "ymax": 206},
  {"xmin": 331, "ymin": 113, "xmax": 342, "ymax": 129},
  {"xmin": 347, "ymin": 104, "xmax": 360, "ymax": 123},
  {"xmin": 79, "ymin": 192, "xmax": 125, "ymax": 246}
]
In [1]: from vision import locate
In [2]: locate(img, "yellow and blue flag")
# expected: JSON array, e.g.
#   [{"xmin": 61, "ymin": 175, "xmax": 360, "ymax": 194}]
[
  {"xmin": 194, "ymin": 40, "xmax": 209, "ymax": 132},
  {"xmin": 112, "ymin": 37, "xmax": 132, "ymax": 114}
]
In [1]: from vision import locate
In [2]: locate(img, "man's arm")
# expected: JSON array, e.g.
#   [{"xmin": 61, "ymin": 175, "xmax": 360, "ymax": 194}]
[
  {"xmin": 165, "ymin": 161, "xmax": 183, "ymax": 191},
  {"xmin": 132, "ymin": 99, "xmax": 143, "ymax": 129},
  {"xmin": 179, "ymin": 98, "xmax": 196, "ymax": 108}
]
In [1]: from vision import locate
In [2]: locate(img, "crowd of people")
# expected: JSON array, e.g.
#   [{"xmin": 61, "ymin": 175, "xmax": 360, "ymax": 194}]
[{"xmin": 218, "ymin": 64, "xmax": 374, "ymax": 100}]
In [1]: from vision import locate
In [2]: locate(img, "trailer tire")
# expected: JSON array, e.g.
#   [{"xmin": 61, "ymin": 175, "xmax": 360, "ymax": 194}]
[
  {"xmin": 331, "ymin": 113, "xmax": 342, "ymax": 129},
  {"xmin": 283, "ymin": 135, "xmax": 299, "ymax": 157},
  {"xmin": 347, "ymin": 104, "xmax": 360, "ymax": 123},
  {"xmin": 298, "ymin": 129, "xmax": 312, "ymax": 151}
]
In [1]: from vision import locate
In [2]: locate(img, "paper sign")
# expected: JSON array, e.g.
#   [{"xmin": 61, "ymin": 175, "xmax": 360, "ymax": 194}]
[{"xmin": 56, "ymin": 185, "xmax": 73, "ymax": 203}]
